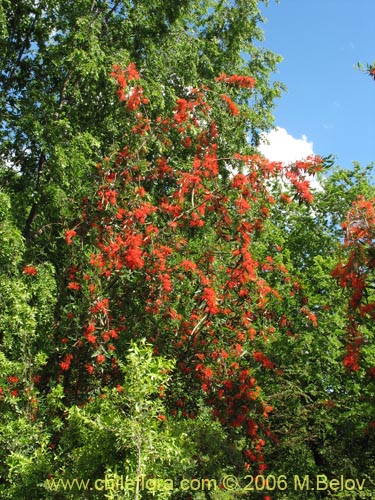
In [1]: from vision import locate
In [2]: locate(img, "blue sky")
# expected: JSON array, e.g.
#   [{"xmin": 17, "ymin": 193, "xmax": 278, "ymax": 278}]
[{"xmin": 257, "ymin": 0, "xmax": 375, "ymax": 170}]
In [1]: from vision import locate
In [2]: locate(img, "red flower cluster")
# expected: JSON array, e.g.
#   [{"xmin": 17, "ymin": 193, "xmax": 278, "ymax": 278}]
[
  {"xmin": 110, "ymin": 62, "xmax": 140, "ymax": 84},
  {"xmin": 202, "ymin": 287, "xmax": 220, "ymax": 314},
  {"xmin": 60, "ymin": 354, "xmax": 73, "ymax": 371},
  {"xmin": 220, "ymin": 94, "xmax": 240, "ymax": 116},
  {"xmin": 23, "ymin": 265, "xmax": 37, "ymax": 275},
  {"xmin": 124, "ymin": 234, "xmax": 144, "ymax": 270},
  {"xmin": 134, "ymin": 202, "xmax": 157, "ymax": 224},
  {"xmin": 110, "ymin": 63, "xmax": 148, "ymax": 110},
  {"xmin": 91, "ymin": 298, "xmax": 109, "ymax": 315},
  {"xmin": 68, "ymin": 282, "xmax": 80, "ymax": 291},
  {"xmin": 285, "ymin": 171, "xmax": 313, "ymax": 203},
  {"xmin": 65, "ymin": 229, "xmax": 77, "ymax": 245},
  {"xmin": 253, "ymin": 351, "xmax": 275, "ymax": 370},
  {"xmin": 216, "ymin": 73, "xmax": 256, "ymax": 89}
]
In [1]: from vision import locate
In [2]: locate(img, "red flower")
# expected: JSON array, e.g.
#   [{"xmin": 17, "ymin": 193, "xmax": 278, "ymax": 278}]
[
  {"xmin": 110, "ymin": 63, "xmax": 140, "ymax": 98},
  {"xmin": 203, "ymin": 150, "xmax": 219, "ymax": 177},
  {"xmin": 343, "ymin": 352, "xmax": 359, "ymax": 371},
  {"xmin": 223, "ymin": 380, "xmax": 233, "ymax": 391},
  {"xmin": 96, "ymin": 354, "xmax": 105, "ymax": 364},
  {"xmin": 85, "ymin": 364, "xmax": 95, "ymax": 375},
  {"xmin": 68, "ymin": 282, "xmax": 80, "ymax": 291},
  {"xmin": 189, "ymin": 212, "xmax": 205, "ymax": 227},
  {"xmin": 220, "ymin": 94, "xmax": 240, "ymax": 115},
  {"xmin": 85, "ymin": 323, "xmax": 96, "ymax": 333},
  {"xmin": 102, "ymin": 189, "xmax": 117, "ymax": 205},
  {"xmin": 125, "ymin": 62, "xmax": 140, "ymax": 81},
  {"xmin": 65, "ymin": 229, "xmax": 77, "ymax": 245},
  {"xmin": 180, "ymin": 260, "xmax": 197, "ymax": 272},
  {"xmin": 280, "ymin": 193, "xmax": 292, "ymax": 204},
  {"xmin": 85, "ymin": 333, "xmax": 97, "ymax": 344},
  {"xmin": 91, "ymin": 298, "xmax": 109, "ymax": 315},
  {"xmin": 235, "ymin": 197, "xmax": 250, "ymax": 214},
  {"xmin": 216, "ymin": 73, "xmax": 256, "ymax": 89},
  {"xmin": 7, "ymin": 375, "xmax": 19, "ymax": 384},
  {"xmin": 202, "ymin": 287, "xmax": 220, "ymax": 314},
  {"xmin": 247, "ymin": 418, "xmax": 258, "ymax": 436},
  {"xmin": 136, "ymin": 186, "xmax": 146, "ymax": 197},
  {"xmin": 160, "ymin": 273, "xmax": 172, "ymax": 293},
  {"xmin": 23, "ymin": 265, "xmax": 37, "ymax": 275},
  {"xmin": 258, "ymin": 464, "xmax": 268, "ymax": 474},
  {"xmin": 126, "ymin": 85, "xmax": 144, "ymax": 111},
  {"xmin": 174, "ymin": 98, "xmax": 189, "ymax": 123},
  {"xmin": 102, "ymin": 332, "xmax": 110, "ymax": 342},
  {"xmin": 60, "ymin": 354, "xmax": 73, "ymax": 371},
  {"xmin": 253, "ymin": 351, "xmax": 275, "ymax": 370},
  {"xmin": 109, "ymin": 329, "xmax": 119, "ymax": 339},
  {"xmin": 230, "ymin": 414, "xmax": 246, "ymax": 428},
  {"xmin": 84, "ymin": 324, "xmax": 97, "ymax": 344},
  {"xmin": 134, "ymin": 202, "xmax": 157, "ymax": 224},
  {"xmin": 181, "ymin": 136, "xmax": 192, "ymax": 148},
  {"xmin": 123, "ymin": 234, "xmax": 144, "ymax": 270},
  {"xmin": 124, "ymin": 246, "xmax": 144, "ymax": 269}
]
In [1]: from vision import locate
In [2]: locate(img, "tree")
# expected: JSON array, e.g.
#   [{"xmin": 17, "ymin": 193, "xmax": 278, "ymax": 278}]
[
  {"xmin": 331, "ymin": 65, "xmax": 375, "ymax": 378},
  {"xmin": 261, "ymin": 165, "xmax": 375, "ymax": 498},
  {"xmin": 41, "ymin": 61, "xmax": 323, "ymax": 497}
]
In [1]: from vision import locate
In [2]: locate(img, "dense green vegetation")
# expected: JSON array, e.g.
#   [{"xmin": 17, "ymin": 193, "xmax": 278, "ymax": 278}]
[{"xmin": 1, "ymin": 1, "xmax": 375, "ymax": 499}]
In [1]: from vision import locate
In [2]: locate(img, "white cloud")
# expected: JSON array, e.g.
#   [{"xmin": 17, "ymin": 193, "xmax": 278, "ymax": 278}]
[{"xmin": 258, "ymin": 127, "xmax": 314, "ymax": 165}]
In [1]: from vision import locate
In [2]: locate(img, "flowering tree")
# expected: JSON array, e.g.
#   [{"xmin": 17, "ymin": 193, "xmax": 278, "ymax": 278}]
[
  {"xmin": 332, "ymin": 197, "xmax": 375, "ymax": 369},
  {"xmin": 259, "ymin": 164, "xmax": 375, "ymax": 488},
  {"xmin": 47, "ymin": 62, "xmax": 322, "ymax": 485},
  {"xmin": 331, "ymin": 66, "xmax": 375, "ymax": 375}
]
